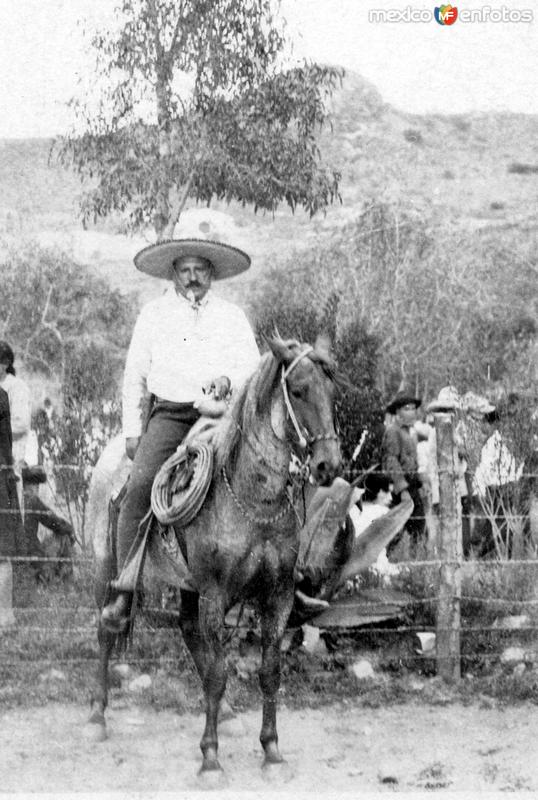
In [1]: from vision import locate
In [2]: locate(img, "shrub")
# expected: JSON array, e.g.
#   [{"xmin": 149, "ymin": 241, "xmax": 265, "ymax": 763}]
[
  {"xmin": 251, "ymin": 271, "xmax": 383, "ymax": 470},
  {"xmin": 507, "ymin": 163, "xmax": 538, "ymax": 175}
]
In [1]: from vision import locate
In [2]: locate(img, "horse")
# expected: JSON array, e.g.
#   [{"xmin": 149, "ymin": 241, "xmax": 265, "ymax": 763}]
[{"xmin": 86, "ymin": 336, "xmax": 342, "ymax": 775}]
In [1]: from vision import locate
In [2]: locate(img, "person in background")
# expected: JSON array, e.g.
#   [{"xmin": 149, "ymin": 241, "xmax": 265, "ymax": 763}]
[
  {"xmin": 21, "ymin": 465, "xmax": 75, "ymax": 584},
  {"xmin": 348, "ymin": 472, "xmax": 398, "ymax": 577},
  {"xmin": 422, "ymin": 387, "xmax": 472, "ymax": 555},
  {"xmin": 381, "ymin": 388, "xmax": 425, "ymax": 556},
  {"xmin": 0, "ymin": 386, "xmax": 23, "ymax": 628},
  {"xmin": 0, "ymin": 342, "xmax": 32, "ymax": 511},
  {"xmin": 472, "ymin": 399, "xmax": 523, "ymax": 558}
]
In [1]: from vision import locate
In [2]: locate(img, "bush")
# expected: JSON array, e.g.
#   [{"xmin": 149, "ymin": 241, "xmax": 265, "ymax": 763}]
[
  {"xmin": 251, "ymin": 270, "xmax": 383, "ymax": 470},
  {"xmin": 2, "ymin": 242, "xmax": 136, "ymax": 544},
  {"xmin": 1, "ymin": 242, "xmax": 135, "ymax": 379}
]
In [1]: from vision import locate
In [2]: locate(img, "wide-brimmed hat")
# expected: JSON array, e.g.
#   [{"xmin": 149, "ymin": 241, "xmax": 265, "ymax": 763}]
[
  {"xmin": 461, "ymin": 391, "xmax": 495, "ymax": 416},
  {"xmin": 386, "ymin": 389, "xmax": 421, "ymax": 415},
  {"xmin": 427, "ymin": 385, "xmax": 462, "ymax": 413},
  {"xmin": 134, "ymin": 239, "xmax": 251, "ymax": 281}
]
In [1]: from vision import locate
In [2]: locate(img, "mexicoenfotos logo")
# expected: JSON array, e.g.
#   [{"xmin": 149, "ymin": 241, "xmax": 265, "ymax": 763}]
[
  {"xmin": 434, "ymin": 4, "xmax": 458, "ymax": 24},
  {"xmin": 368, "ymin": 5, "xmax": 534, "ymax": 23}
]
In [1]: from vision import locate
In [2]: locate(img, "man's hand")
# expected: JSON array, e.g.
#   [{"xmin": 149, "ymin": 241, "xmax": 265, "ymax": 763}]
[
  {"xmin": 125, "ymin": 436, "xmax": 141, "ymax": 461},
  {"xmin": 203, "ymin": 375, "xmax": 231, "ymax": 401}
]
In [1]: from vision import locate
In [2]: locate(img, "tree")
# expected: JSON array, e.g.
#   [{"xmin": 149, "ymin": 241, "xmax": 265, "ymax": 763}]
[
  {"xmin": 1, "ymin": 243, "xmax": 136, "ymax": 544},
  {"xmin": 56, "ymin": 0, "xmax": 343, "ymax": 239},
  {"xmin": 1, "ymin": 243, "xmax": 135, "ymax": 383}
]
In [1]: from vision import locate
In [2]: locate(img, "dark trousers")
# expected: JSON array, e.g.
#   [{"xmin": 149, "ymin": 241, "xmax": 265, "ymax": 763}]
[
  {"xmin": 116, "ymin": 402, "xmax": 200, "ymax": 570},
  {"xmin": 387, "ymin": 486, "xmax": 426, "ymax": 558}
]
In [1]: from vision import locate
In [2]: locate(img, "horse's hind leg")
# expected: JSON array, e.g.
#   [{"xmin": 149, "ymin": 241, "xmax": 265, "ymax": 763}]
[
  {"xmin": 197, "ymin": 586, "xmax": 227, "ymax": 772},
  {"xmin": 259, "ymin": 588, "xmax": 294, "ymax": 765},
  {"xmin": 85, "ymin": 621, "xmax": 115, "ymax": 741},
  {"xmin": 86, "ymin": 556, "xmax": 117, "ymax": 741}
]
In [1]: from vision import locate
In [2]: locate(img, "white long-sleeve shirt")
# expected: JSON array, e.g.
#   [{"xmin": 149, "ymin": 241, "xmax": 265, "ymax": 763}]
[
  {"xmin": 0, "ymin": 373, "xmax": 31, "ymax": 466},
  {"xmin": 122, "ymin": 288, "xmax": 260, "ymax": 437}
]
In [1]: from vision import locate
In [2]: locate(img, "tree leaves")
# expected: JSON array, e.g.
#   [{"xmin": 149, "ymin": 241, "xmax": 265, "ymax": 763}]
[{"xmin": 54, "ymin": 0, "xmax": 342, "ymax": 238}]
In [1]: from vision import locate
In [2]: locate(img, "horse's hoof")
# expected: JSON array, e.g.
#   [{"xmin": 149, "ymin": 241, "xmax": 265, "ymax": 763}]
[
  {"xmin": 263, "ymin": 741, "xmax": 285, "ymax": 765},
  {"xmin": 82, "ymin": 720, "xmax": 108, "ymax": 743},
  {"xmin": 196, "ymin": 764, "xmax": 228, "ymax": 789},
  {"xmin": 262, "ymin": 758, "xmax": 294, "ymax": 784}
]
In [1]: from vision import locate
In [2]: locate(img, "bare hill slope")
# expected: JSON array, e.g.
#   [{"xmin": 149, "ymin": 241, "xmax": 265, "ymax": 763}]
[{"xmin": 1, "ymin": 70, "xmax": 537, "ymax": 306}]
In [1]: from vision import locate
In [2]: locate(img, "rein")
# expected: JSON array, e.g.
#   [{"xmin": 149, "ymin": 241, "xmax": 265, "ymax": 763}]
[{"xmin": 280, "ymin": 346, "xmax": 339, "ymax": 451}]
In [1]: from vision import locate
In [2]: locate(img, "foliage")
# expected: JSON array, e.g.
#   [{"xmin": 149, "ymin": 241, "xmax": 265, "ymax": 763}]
[
  {"xmin": 250, "ymin": 201, "xmax": 537, "ymax": 404},
  {"xmin": 1, "ymin": 242, "xmax": 136, "ymax": 543},
  {"xmin": 251, "ymin": 271, "xmax": 383, "ymax": 470},
  {"xmin": 56, "ymin": 0, "xmax": 343, "ymax": 239},
  {"xmin": 0, "ymin": 242, "xmax": 135, "ymax": 382}
]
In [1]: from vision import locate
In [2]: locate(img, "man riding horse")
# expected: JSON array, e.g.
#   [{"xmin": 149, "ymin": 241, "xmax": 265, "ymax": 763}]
[{"xmin": 101, "ymin": 239, "xmax": 260, "ymax": 633}]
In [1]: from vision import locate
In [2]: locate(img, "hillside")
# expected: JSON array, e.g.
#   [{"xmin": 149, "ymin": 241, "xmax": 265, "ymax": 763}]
[{"xmin": 1, "ymin": 70, "xmax": 537, "ymax": 308}]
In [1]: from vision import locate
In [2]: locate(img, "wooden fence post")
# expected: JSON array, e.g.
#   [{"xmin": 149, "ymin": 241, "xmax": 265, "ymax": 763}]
[
  {"xmin": 0, "ymin": 560, "xmax": 16, "ymax": 629},
  {"xmin": 433, "ymin": 411, "xmax": 462, "ymax": 682}
]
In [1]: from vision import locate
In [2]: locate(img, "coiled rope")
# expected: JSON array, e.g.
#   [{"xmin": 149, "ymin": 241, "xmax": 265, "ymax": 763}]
[{"xmin": 151, "ymin": 441, "xmax": 213, "ymax": 526}]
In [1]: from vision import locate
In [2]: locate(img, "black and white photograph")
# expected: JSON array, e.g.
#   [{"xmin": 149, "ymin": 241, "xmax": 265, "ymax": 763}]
[{"xmin": 1, "ymin": 0, "xmax": 537, "ymax": 796}]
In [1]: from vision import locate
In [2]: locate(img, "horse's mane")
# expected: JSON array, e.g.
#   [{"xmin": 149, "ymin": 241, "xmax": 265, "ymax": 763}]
[
  {"xmin": 214, "ymin": 349, "xmax": 280, "ymax": 472},
  {"xmin": 214, "ymin": 337, "xmax": 339, "ymax": 473}
]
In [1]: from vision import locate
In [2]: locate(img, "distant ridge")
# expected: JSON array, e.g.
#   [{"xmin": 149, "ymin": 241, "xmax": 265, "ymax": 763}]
[{"xmin": 1, "ymin": 70, "xmax": 537, "ymax": 302}]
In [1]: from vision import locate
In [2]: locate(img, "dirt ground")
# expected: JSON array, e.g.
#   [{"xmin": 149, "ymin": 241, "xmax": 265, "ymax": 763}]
[{"xmin": 1, "ymin": 700, "xmax": 538, "ymax": 795}]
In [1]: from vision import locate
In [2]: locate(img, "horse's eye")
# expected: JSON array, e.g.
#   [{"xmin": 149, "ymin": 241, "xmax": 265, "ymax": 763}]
[{"xmin": 290, "ymin": 388, "xmax": 304, "ymax": 400}]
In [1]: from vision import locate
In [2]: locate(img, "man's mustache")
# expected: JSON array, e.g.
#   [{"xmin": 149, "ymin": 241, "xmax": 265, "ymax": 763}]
[{"xmin": 187, "ymin": 282, "xmax": 201, "ymax": 288}]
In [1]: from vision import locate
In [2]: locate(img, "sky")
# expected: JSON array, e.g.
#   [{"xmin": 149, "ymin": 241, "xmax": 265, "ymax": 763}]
[{"xmin": 0, "ymin": 0, "xmax": 536, "ymax": 138}]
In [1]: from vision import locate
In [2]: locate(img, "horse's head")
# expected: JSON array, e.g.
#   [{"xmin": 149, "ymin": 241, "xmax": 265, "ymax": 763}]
[{"xmin": 267, "ymin": 336, "xmax": 342, "ymax": 486}]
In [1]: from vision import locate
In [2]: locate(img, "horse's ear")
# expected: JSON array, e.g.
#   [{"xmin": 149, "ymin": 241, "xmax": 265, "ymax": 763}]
[
  {"xmin": 266, "ymin": 336, "xmax": 294, "ymax": 365},
  {"xmin": 314, "ymin": 333, "xmax": 334, "ymax": 362}
]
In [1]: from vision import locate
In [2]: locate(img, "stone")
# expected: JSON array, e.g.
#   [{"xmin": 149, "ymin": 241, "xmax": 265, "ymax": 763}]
[
  {"xmin": 39, "ymin": 668, "xmax": 67, "ymax": 682},
  {"xmin": 409, "ymin": 678, "xmax": 426, "ymax": 692},
  {"xmin": 500, "ymin": 647, "xmax": 525, "ymax": 665},
  {"xmin": 513, "ymin": 663, "xmax": 526, "ymax": 677},
  {"xmin": 301, "ymin": 624, "xmax": 321, "ymax": 654},
  {"xmin": 128, "ymin": 674, "xmax": 152, "ymax": 692},
  {"xmin": 348, "ymin": 658, "xmax": 375, "ymax": 681},
  {"xmin": 378, "ymin": 763, "xmax": 400, "ymax": 785},
  {"xmin": 415, "ymin": 632, "xmax": 436, "ymax": 654},
  {"xmin": 111, "ymin": 662, "xmax": 133, "ymax": 680}
]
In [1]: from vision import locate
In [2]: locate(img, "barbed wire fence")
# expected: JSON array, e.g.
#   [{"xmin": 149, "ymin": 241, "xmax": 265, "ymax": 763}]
[{"xmin": 2, "ymin": 422, "xmax": 538, "ymax": 683}]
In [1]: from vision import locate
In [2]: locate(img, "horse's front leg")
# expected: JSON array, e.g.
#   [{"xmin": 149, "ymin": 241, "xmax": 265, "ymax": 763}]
[
  {"xmin": 259, "ymin": 581, "xmax": 295, "ymax": 765},
  {"xmin": 198, "ymin": 586, "xmax": 227, "ymax": 772},
  {"xmin": 85, "ymin": 621, "xmax": 115, "ymax": 741}
]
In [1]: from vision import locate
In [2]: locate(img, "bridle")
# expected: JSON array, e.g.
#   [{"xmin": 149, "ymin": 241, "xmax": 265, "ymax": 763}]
[
  {"xmin": 280, "ymin": 346, "xmax": 339, "ymax": 451},
  {"xmin": 220, "ymin": 345, "xmax": 339, "ymax": 526}
]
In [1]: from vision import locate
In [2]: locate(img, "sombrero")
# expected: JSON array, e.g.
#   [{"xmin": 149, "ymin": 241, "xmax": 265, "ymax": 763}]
[
  {"xmin": 134, "ymin": 239, "xmax": 251, "ymax": 281},
  {"xmin": 386, "ymin": 389, "xmax": 421, "ymax": 415}
]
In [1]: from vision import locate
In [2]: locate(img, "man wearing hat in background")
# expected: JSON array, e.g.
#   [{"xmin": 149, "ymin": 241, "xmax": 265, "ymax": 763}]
[
  {"xmin": 102, "ymin": 239, "xmax": 260, "ymax": 632},
  {"xmin": 381, "ymin": 389, "xmax": 425, "ymax": 556},
  {"xmin": 21, "ymin": 465, "xmax": 75, "ymax": 584}
]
